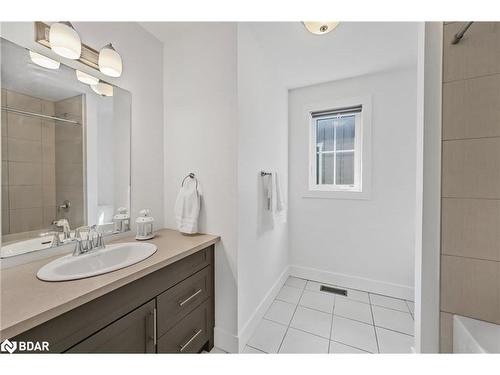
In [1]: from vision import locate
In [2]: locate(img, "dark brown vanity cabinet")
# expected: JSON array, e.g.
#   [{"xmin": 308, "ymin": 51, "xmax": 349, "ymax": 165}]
[
  {"xmin": 13, "ymin": 245, "xmax": 215, "ymax": 353},
  {"xmin": 67, "ymin": 300, "xmax": 156, "ymax": 353}
]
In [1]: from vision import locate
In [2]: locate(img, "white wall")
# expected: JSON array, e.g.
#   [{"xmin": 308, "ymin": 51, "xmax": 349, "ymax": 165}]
[
  {"xmin": 0, "ymin": 22, "xmax": 165, "ymax": 228},
  {"xmin": 161, "ymin": 23, "xmax": 239, "ymax": 348},
  {"xmin": 414, "ymin": 22, "xmax": 443, "ymax": 353},
  {"xmin": 236, "ymin": 24, "xmax": 289, "ymax": 346},
  {"xmin": 289, "ymin": 68, "xmax": 418, "ymax": 299}
]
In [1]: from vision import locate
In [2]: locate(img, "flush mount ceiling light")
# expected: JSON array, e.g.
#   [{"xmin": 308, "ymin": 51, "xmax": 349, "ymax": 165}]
[
  {"xmin": 49, "ymin": 22, "xmax": 82, "ymax": 59},
  {"xmin": 98, "ymin": 43, "xmax": 122, "ymax": 78},
  {"xmin": 302, "ymin": 22, "xmax": 340, "ymax": 35},
  {"xmin": 91, "ymin": 82, "xmax": 114, "ymax": 97},
  {"xmin": 76, "ymin": 70, "xmax": 99, "ymax": 85},
  {"xmin": 29, "ymin": 50, "xmax": 60, "ymax": 70}
]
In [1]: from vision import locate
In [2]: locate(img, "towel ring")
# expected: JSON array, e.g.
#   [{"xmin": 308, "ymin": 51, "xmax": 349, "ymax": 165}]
[{"xmin": 181, "ymin": 172, "xmax": 199, "ymax": 191}]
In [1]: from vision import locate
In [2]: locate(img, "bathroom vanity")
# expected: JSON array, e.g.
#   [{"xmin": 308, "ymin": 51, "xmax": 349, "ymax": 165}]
[{"xmin": 0, "ymin": 229, "xmax": 219, "ymax": 353}]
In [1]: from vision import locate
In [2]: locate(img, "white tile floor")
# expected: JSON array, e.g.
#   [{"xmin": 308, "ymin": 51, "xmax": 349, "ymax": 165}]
[{"xmin": 244, "ymin": 277, "xmax": 415, "ymax": 354}]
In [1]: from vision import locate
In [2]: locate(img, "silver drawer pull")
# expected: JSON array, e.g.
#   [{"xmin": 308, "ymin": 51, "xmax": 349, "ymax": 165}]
[
  {"xmin": 179, "ymin": 289, "xmax": 203, "ymax": 307},
  {"xmin": 179, "ymin": 329, "xmax": 203, "ymax": 352}
]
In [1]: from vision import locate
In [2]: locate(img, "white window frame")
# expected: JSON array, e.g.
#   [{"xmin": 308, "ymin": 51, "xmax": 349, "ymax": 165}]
[
  {"xmin": 311, "ymin": 111, "xmax": 362, "ymax": 192},
  {"xmin": 304, "ymin": 95, "xmax": 372, "ymax": 200}
]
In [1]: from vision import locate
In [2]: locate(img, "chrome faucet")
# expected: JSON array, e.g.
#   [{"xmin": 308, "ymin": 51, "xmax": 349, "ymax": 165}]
[
  {"xmin": 72, "ymin": 225, "xmax": 105, "ymax": 256},
  {"xmin": 53, "ymin": 219, "xmax": 71, "ymax": 240}
]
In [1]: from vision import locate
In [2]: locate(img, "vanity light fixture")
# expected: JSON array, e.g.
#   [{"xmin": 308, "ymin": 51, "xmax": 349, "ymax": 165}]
[
  {"xmin": 49, "ymin": 22, "xmax": 82, "ymax": 59},
  {"xmin": 76, "ymin": 70, "xmax": 99, "ymax": 85},
  {"xmin": 302, "ymin": 22, "xmax": 340, "ymax": 35},
  {"xmin": 29, "ymin": 50, "xmax": 60, "ymax": 70},
  {"xmin": 91, "ymin": 81, "xmax": 114, "ymax": 97},
  {"xmin": 98, "ymin": 43, "xmax": 122, "ymax": 78}
]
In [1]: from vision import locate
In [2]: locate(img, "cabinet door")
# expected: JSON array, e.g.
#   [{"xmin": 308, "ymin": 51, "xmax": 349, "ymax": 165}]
[{"xmin": 66, "ymin": 300, "xmax": 156, "ymax": 353}]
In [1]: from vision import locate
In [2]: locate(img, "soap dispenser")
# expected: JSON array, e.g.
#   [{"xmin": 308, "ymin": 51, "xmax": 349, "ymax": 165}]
[{"xmin": 135, "ymin": 209, "xmax": 155, "ymax": 240}]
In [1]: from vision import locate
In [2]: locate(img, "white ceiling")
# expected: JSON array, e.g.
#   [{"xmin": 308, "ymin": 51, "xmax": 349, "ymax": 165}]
[
  {"xmin": 244, "ymin": 22, "xmax": 419, "ymax": 88},
  {"xmin": 142, "ymin": 22, "xmax": 419, "ymax": 89}
]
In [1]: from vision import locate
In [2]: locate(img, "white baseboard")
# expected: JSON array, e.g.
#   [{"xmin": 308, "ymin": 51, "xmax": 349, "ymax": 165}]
[
  {"xmin": 236, "ymin": 266, "xmax": 290, "ymax": 352},
  {"xmin": 289, "ymin": 264, "xmax": 414, "ymax": 301},
  {"xmin": 214, "ymin": 326, "xmax": 239, "ymax": 353}
]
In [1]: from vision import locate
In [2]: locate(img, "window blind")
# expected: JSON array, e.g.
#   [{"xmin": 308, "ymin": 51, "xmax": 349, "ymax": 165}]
[{"xmin": 311, "ymin": 105, "xmax": 362, "ymax": 118}]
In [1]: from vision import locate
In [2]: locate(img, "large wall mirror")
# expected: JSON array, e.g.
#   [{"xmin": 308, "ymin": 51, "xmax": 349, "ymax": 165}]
[{"xmin": 1, "ymin": 38, "xmax": 131, "ymax": 258}]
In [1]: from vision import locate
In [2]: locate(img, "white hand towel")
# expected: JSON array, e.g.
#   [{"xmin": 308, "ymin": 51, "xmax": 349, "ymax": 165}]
[
  {"xmin": 175, "ymin": 179, "xmax": 201, "ymax": 234},
  {"xmin": 272, "ymin": 171, "xmax": 287, "ymax": 224}
]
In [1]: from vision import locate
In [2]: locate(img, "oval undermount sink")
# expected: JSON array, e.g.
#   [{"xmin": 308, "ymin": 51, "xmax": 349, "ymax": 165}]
[{"xmin": 37, "ymin": 242, "xmax": 157, "ymax": 282}]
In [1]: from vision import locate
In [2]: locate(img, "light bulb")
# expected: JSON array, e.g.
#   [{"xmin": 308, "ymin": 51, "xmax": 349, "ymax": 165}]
[
  {"xmin": 91, "ymin": 82, "xmax": 114, "ymax": 97},
  {"xmin": 29, "ymin": 50, "xmax": 60, "ymax": 70},
  {"xmin": 76, "ymin": 70, "xmax": 99, "ymax": 85},
  {"xmin": 98, "ymin": 44, "xmax": 122, "ymax": 78},
  {"xmin": 49, "ymin": 22, "xmax": 82, "ymax": 59},
  {"xmin": 302, "ymin": 22, "xmax": 340, "ymax": 35}
]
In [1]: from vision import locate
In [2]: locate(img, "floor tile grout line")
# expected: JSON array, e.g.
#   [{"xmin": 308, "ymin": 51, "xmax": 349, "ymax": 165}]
[
  {"xmin": 276, "ymin": 283, "xmax": 307, "ymax": 353},
  {"xmin": 371, "ymin": 302, "xmax": 412, "ymax": 315},
  {"xmin": 368, "ymin": 293, "xmax": 380, "ymax": 353},
  {"xmin": 330, "ymin": 339, "xmax": 372, "ymax": 354},
  {"xmin": 375, "ymin": 325, "xmax": 414, "ymax": 337},
  {"xmin": 245, "ymin": 344, "xmax": 267, "ymax": 354}
]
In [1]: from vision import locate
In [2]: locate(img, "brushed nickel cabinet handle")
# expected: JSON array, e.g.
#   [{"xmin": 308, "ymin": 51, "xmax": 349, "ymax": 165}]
[
  {"xmin": 179, "ymin": 289, "xmax": 203, "ymax": 307},
  {"xmin": 179, "ymin": 329, "xmax": 203, "ymax": 352}
]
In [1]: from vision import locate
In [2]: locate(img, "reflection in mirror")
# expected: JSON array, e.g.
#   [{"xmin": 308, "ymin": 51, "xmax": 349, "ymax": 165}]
[{"xmin": 1, "ymin": 38, "xmax": 131, "ymax": 258}]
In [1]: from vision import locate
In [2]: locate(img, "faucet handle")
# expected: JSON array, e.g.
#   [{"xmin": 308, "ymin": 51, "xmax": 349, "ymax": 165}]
[{"xmin": 72, "ymin": 238, "xmax": 85, "ymax": 256}]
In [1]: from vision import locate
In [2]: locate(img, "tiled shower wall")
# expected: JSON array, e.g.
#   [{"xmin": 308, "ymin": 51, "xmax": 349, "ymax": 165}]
[
  {"xmin": 1, "ymin": 89, "xmax": 57, "ymax": 235},
  {"xmin": 54, "ymin": 95, "xmax": 85, "ymax": 229},
  {"xmin": 440, "ymin": 22, "xmax": 500, "ymax": 352}
]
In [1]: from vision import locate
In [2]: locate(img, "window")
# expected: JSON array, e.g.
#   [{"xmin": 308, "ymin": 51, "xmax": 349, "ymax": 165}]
[{"xmin": 309, "ymin": 106, "xmax": 362, "ymax": 192}]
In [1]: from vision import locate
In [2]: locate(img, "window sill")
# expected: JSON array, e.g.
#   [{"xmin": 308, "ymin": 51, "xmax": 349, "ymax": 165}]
[{"xmin": 302, "ymin": 189, "xmax": 371, "ymax": 200}]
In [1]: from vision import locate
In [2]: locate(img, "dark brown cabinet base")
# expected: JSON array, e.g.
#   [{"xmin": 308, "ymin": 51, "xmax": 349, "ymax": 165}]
[{"xmin": 14, "ymin": 245, "xmax": 215, "ymax": 353}]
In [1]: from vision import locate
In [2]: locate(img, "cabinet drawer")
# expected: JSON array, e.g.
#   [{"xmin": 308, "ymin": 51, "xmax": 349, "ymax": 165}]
[
  {"xmin": 157, "ymin": 266, "xmax": 211, "ymax": 336},
  {"xmin": 157, "ymin": 301, "xmax": 210, "ymax": 353}
]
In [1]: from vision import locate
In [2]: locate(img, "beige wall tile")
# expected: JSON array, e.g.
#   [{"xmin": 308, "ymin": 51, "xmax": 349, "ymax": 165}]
[
  {"xmin": 2, "ymin": 209, "xmax": 9, "ymax": 234},
  {"xmin": 42, "ymin": 143, "xmax": 55, "ymax": 164},
  {"xmin": 42, "ymin": 185, "xmax": 56, "ymax": 207},
  {"xmin": 2, "ymin": 161, "xmax": 8, "ymax": 186},
  {"xmin": 440, "ymin": 312, "xmax": 454, "ymax": 353},
  {"xmin": 6, "ymin": 90, "xmax": 42, "ymax": 113},
  {"xmin": 9, "ymin": 207, "xmax": 43, "ymax": 233},
  {"xmin": 8, "ymin": 161, "xmax": 42, "ymax": 186},
  {"xmin": 443, "ymin": 22, "xmax": 500, "ymax": 82},
  {"xmin": 56, "ymin": 163, "xmax": 84, "ymax": 188},
  {"xmin": 7, "ymin": 113, "xmax": 42, "ymax": 141},
  {"xmin": 41, "ymin": 121, "xmax": 55, "ymax": 145},
  {"xmin": 442, "ymin": 138, "xmax": 500, "ymax": 199},
  {"xmin": 1, "ymin": 109, "xmax": 7, "ymax": 137},
  {"xmin": 41, "ymin": 100, "xmax": 55, "ymax": 116},
  {"xmin": 41, "ymin": 162, "xmax": 56, "ymax": 186},
  {"xmin": 1, "ymin": 136, "xmax": 7, "ymax": 161},
  {"xmin": 55, "ymin": 95, "xmax": 83, "ymax": 124},
  {"xmin": 441, "ymin": 255, "xmax": 500, "ymax": 323},
  {"xmin": 1, "ymin": 88, "xmax": 6, "ymax": 106},
  {"xmin": 9, "ymin": 185, "xmax": 43, "ymax": 209},
  {"xmin": 2, "ymin": 186, "xmax": 9, "ymax": 211},
  {"xmin": 7, "ymin": 137, "xmax": 42, "ymax": 162},
  {"xmin": 55, "ymin": 124, "xmax": 83, "ymax": 143},
  {"xmin": 55, "ymin": 140, "xmax": 83, "ymax": 165},
  {"xmin": 442, "ymin": 198, "xmax": 500, "ymax": 261},
  {"xmin": 42, "ymin": 206, "xmax": 56, "ymax": 227},
  {"xmin": 443, "ymin": 74, "xmax": 500, "ymax": 140}
]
